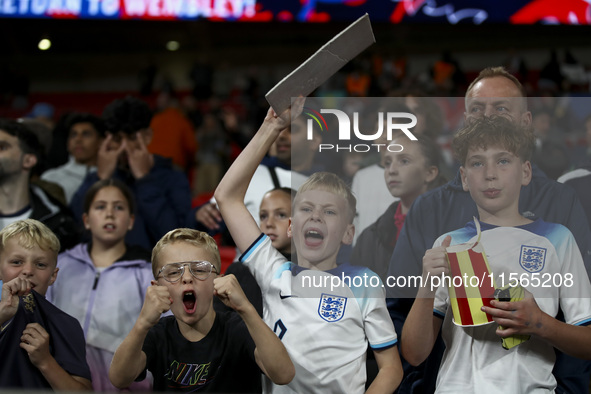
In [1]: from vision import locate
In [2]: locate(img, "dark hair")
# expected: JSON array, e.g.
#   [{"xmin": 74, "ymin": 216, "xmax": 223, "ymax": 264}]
[
  {"xmin": 0, "ymin": 118, "xmax": 42, "ymax": 158},
  {"xmin": 102, "ymin": 96, "xmax": 152, "ymax": 135},
  {"xmin": 83, "ymin": 179, "xmax": 136, "ymax": 215},
  {"xmin": 388, "ymin": 130, "xmax": 447, "ymax": 190},
  {"xmin": 452, "ymin": 116, "xmax": 535, "ymax": 165},
  {"xmin": 67, "ymin": 113, "xmax": 106, "ymax": 138}
]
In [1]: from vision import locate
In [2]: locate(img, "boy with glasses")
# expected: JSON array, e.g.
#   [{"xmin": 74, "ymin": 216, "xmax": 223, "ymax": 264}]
[{"xmin": 109, "ymin": 228, "xmax": 294, "ymax": 392}]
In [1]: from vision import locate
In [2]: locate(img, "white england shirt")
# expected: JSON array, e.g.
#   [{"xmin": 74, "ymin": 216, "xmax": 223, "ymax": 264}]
[
  {"xmin": 433, "ymin": 219, "xmax": 591, "ymax": 393},
  {"xmin": 240, "ymin": 234, "xmax": 397, "ymax": 394}
]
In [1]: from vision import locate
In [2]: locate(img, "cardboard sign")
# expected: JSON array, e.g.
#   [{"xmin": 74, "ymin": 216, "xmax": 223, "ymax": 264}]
[{"xmin": 265, "ymin": 13, "xmax": 375, "ymax": 114}]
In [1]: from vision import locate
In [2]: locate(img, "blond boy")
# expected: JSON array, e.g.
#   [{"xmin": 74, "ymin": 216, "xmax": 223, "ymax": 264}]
[
  {"xmin": 215, "ymin": 106, "xmax": 403, "ymax": 393},
  {"xmin": 0, "ymin": 219, "xmax": 91, "ymax": 389},
  {"xmin": 109, "ymin": 228, "xmax": 294, "ymax": 392}
]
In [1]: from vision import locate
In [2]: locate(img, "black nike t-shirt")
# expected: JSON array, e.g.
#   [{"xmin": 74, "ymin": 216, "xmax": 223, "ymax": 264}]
[{"xmin": 141, "ymin": 311, "xmax": 262, "ymax": 392}]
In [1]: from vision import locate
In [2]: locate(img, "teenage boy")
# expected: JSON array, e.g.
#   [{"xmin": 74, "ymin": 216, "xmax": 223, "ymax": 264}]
[
  {"xmin": 109, "ymin": 228, "xmax": 294, "ymax": 392},
  {"xmin": 401, "ymin": 116, "xmax": 591, "ymax": 392},
  {"xmin": 0, "ymin": 219, "xmax": 91, "ymax": 389},
  {"xmin": 214, "ymin": 106, "xmax": 403, "ymax": 393},
  {"xmin": 41, "ymin": 113, "xmax": 105, "ymax": 204},
  {"xmin": 70, "ymin": 97, "xmax": 191, "ymax": 250}
]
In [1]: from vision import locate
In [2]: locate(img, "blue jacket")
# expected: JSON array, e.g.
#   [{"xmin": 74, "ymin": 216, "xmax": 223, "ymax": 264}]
[
  {"xmin": 70, "ymin": 155, "xmax": 191, "ymax": 250},
  {"xmin": 388, "ymin": 165, "xmax": 591, "ymax": 394}
]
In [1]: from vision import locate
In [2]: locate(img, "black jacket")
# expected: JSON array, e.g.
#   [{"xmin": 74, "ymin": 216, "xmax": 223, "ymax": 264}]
[
  {"xmin": 30, "ymin": 184, "xmax": 81, "ymax": 251},
  {"xmin": 351, "ymin": 201, "xmax": 400, "ymax": 283}
]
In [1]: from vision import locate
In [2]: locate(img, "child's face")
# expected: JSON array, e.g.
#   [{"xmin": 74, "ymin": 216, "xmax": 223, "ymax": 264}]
[
  {"xmin": 0, "ymin": 236, "xmax": 58, "ymax": 296},
  {"xmin": 153, "ymin": 242, "xmax": 218, "ymax": 327},
  {"xmin": 383, "ymin": 139, "xmax": 435, "ymax": 202},
  {"xmin": 83, "ymin": 186, "xmax": 134, "ymax": 246},
  {"xmin": 259, "ymin": 190, "xmax": 292, "ymax": 254},
  {"xmin": 460, "ymin": 145, "xmax": 532, "ymax": 220},
  {"xmin": 289, "ymin": 189, "xmax": 354, "ymax": 269}
]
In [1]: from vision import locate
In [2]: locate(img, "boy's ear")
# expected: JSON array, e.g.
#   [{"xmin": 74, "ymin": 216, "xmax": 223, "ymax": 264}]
[
  {"xmin": 287, "ymin": 218, "xmax": 292, "ymax": 238},
  {"xmin": 460, "ymin": 166, "xmax": 469, "ymax": 192},
  {"xmin": 128, "ymin": 214, "xmax": 135, "ymax": 231},
  {"xmin": 341, "ymin": 223, "xmax": 355, "ymax": 246},
  {"xmin": 48, "ymin": 267, "xmax": 59, "ymax": 287},
  {"xmin": 521, "ymin": 160, "xmax": 532, "ymax": 186}
]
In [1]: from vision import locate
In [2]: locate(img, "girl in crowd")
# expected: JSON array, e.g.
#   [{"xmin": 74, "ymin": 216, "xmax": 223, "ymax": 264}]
[
  {"xmin": 351, "ymin": 131, "xmax": 447, "ymax": 282},
  {"xmin": 47, "ymin": 179, "xmax": 153, "ymax": 391},
  {"xmin": 258, "ymin": 187, "xmax": 296, "ymax": 261},
  {"xmin": 218, "ymin": 187, "xmax": 296, "ymax": 317}
]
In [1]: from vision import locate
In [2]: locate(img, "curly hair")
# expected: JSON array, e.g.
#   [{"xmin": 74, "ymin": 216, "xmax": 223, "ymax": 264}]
[
  {"xmin": 102, "ymin": 96, "xmax": 153, "ymax": 135},
  {"xmin": 452, "ymin": 116, "xmax": 535, "ymax": 165}
]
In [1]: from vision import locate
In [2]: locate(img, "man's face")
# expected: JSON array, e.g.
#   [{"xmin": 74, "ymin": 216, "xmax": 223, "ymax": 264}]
[
  {"xmin": 0, "ymin": 130, "xmax": 27, "ymax": 182},
  {"xmin": 153, "ymin": 242, "xmax": 218, "ymax": 327},
  {"xmin": 460, "ymin": 146, "xmax": 532, "ymax": 222},
  {"xmin": 0, "ymin": 236, "xmax": 58, "ymax": 296},
  {"xmin": 290, "ymin": 189, "xmax": 354, "ymax": 270},
  {"xmin": 465, "ymin": 76, "xmax": 531, "ymax": 127},
  {"xmin": 67, "ymin": 122, "xmax": 103, "ymax": 165}
]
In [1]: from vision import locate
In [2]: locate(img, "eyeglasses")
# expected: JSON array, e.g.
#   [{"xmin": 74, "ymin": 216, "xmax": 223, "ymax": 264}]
[{"xmin": 156, "ymin": 261, "xmax": 218, "ymax": 283}]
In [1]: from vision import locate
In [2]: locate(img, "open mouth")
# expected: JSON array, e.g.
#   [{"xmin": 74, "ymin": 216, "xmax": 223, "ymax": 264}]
[
  {"xmin": 304, "ymin": 229, "xmax": 324, "ymax": 247},
  {"xmin": 104, "ymin": 224, "xmax": 116, "ymax": 231},
  {"xmin": 183, "ymin": 291, "xmax": 196, "ymax": 314}
]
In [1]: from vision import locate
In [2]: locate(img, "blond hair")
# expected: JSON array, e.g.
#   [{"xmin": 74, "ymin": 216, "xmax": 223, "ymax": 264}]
[
  {"xmin": 151, "ymin": 228, "xmax": 221, "ymax": 278},
  {"xmin": 296, "ymin": 172, "xmax": 356, "ymax": 224},
  {"xmin": 0, "ymin": 219, "xmax": 60, "ymax": 263}
]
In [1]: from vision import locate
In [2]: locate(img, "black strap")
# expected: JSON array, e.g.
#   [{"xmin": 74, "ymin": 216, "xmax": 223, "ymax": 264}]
[{"xmin": 267, "ymin": 165, "xmax": 281, "ymax": 189}]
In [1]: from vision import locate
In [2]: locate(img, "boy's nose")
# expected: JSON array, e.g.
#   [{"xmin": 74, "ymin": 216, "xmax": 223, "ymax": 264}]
[
  {"xmin": 485, "ymin": 166, "xmax": 497, "ymax": 180},
  {"xmin": 20, "ymin": 262, "xmax": 34, "ymax": 276},
  {"xmin": 310, "ymin": 209, "xmax": 322, "ymax": 221},
  {"xmin": 181, "ymin": 268, "xmax": 194, "ymax": 284}
]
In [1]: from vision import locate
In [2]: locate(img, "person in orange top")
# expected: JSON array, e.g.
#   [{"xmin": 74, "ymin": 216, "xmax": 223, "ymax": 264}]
[{"xmin": 147, "ymin": 92, "xmax": 197, "ymax": 175}]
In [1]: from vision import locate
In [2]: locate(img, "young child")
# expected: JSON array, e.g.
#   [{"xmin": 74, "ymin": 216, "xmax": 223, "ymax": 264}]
[
  {"xmin": 401, "ymin": 116, "xmax": 591, "ymax": 392},
  {"xmin": 352, "ymin": 132, "xmax": 446, "ymax": 282},
  {"xmin": 259, "ymin": 187, "xmax": 295, "ymax": 260},
  {"xmin": 0, "ymin": 219, "xmax": 92, "ymax": 390},
  {"xmin": 219, "ymin": 187, "xmax": 296, "ymax": 317},
  {"xmin": 47, "ymin": 179, "xmax": 153, "ymax": 391},
  {"xmin": 109, "ymin": 228, "xmax": 294, "ymax": 392},
  {"xmin": 214, "ymin": 106, "xmax": 403, "ymax": 393}
]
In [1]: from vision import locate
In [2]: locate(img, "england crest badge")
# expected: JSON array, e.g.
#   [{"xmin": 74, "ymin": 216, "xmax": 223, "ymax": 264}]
[
  {"xmin": 318, "ymin": 293, "xmax": 347, "ymax": 322},
  {"xmin": 519, "ymin": 245, "xmax": 546, "ymax": 273}
]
